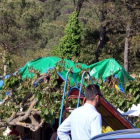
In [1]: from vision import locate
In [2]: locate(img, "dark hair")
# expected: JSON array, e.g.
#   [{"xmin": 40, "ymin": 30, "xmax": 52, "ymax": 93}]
[
  {"xmin": 13, "ymin": 125, "xmax": 16, "ymax": 129},
  {"xmin": 52, "ymin": 124, "xmax": 58, "ymax": 132},
  {"xmin": 85, "ymin": 84, "xmax": 102, "ymax": 101}
]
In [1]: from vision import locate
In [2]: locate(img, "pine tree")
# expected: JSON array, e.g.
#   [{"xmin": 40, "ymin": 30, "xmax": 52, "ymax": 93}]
[
  {"xmin": 52, "ymin": 10, "xmax": 82, "ymax": 60},
  {"xmin": 99, "ymin": 0, "xmax": 140, "ymax": 72},
  {"xmin": 0, "ymin": 0, "xmax": 46, "ymax": 53}
]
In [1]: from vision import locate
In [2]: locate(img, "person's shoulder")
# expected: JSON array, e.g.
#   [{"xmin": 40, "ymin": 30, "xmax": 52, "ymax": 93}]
[
  {"xmin": 69, "ymin": 106, "xmax": 81, "ymax": 116},
  {"xmin": 87, "ymin": 108, "xmax": 101, "ymax": 119},
  {"xmin": 92, "ymin": 108, "xmax": 101, "ymax": 115},
  {"xmin": 96, "ymin": 111, "xmax": 101, "ymax": 117},
  {"xmin": 71, "ymin": 105, "xmax": 84, "ymax": 113}
]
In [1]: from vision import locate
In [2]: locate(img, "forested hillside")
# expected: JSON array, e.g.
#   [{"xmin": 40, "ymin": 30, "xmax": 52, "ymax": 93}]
[{"xmin": 0, "ymin": 0, "xmax": 140, "ymax": 76}]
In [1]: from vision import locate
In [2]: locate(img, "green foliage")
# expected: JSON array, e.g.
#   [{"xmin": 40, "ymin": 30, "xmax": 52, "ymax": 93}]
[
  {"xmin": 129, "ymin": 35, "xmax": 140, "ymax": 73},
  {"xmin": 0, "ymin": 62, "xmax": 64, "ymax": 124},
  {"xmin": 103, "ymin": 0, "xmax": 140, "ymax": 72},
  {"xmin": 0, "ymin": 0, "xmax": 50, "ymax": 75},
  {"xmin": 98, "ymin": 76, "xmax": 140, "ymax": 113},
  {"xmin": 0, "ymin": 0, "xmax": 140, "ymax": 75},
  {"xmin": 0, "ymin": 130, "xmax": 20, "ymax": 140},
  {"xmin": 52, "ymin": 11, "xmax": 83, "ymax": 60},
  {"xmin": 98, "ymin": 76, "xmax": 140, "ymax": 128},
  {"xmin": 1, "ymin": 58, "xmax": 140, "ymax": 130},
  {"xmin": 0, "ymin": 51, "xmax": 14, "ymax": 76},
  {"xmin": 0, "ymin": 0, "xmax": 47, "ymax": 53},
  {"xmin": 79, "ymin": 28, "xmax": 99, "ymax": 65},
  {"xmin": 134, "ymin": 117, "xmax": 140, "ymax": 128},
  {"xmin": 0, "ymin": 132, "xmax": 13, "ymax": 140},
  {"xmin": 0, "ymin": 59, "xmax": 87, "ymax": 126},
  {"xmin": 1, "ymin": 0, "xmax": 140, "ymax": 131}
]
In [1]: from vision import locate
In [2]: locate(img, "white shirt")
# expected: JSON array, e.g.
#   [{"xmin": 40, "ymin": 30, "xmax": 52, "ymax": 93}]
[{"xmin": 57, "ymin": 103, "xmax": 102, "ymax": 140}]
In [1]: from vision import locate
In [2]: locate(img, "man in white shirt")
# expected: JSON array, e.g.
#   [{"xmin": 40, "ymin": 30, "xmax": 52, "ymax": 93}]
[{"xmin": 57, "ymin": 84, "xmax": 103, "ymax": 140}]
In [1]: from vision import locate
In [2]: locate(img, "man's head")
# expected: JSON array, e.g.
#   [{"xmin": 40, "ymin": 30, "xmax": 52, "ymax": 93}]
[
  {"xmin": 85, "ymin": 84, "xmax": 102, "ymax": 107},
  {"xmin": 12, "ymin": 125, "xmax": 16, "ymax": 129}
]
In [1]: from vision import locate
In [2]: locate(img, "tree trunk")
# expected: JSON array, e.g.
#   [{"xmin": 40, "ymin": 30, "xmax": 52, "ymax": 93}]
[
  {"xmin": 3, "ymin": 65, "xmax": 7, "ymax": 77},
  {"xmin": 124, "ymin": 24, "xmax": 130, "ymax": 72},
  {"xmin": 2, "ymin": 51, "xmax": 7, "ymax": 77},
  {"xmin": 95, "ymin": 10, "xmax": 106, "ymax": 62},
  {"xmin": 76, "ymin": 0, "xmax": 84, "ymax": 13}
]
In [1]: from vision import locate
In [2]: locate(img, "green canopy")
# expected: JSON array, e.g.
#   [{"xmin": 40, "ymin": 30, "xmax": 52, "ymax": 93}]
[
  {"xmin": 88, "ymin": 58, "xmax": 134, "ymax": 87},
  {"xmin": 19, "ymin": 56, "xmax": 88, "ymax": 85},
  {"xmin": 19, "ymin": 57, "xmax": 134, "ymax": 87}
]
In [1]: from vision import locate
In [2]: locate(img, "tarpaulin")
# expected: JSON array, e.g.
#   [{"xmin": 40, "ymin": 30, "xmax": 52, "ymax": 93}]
[
  {"xmin": 88, "ymin": 58, "xmax": 134, "ymax": 87},
  {"xmin": 19, "ymin": 57, "xmax": 134, "ymax": 87}
]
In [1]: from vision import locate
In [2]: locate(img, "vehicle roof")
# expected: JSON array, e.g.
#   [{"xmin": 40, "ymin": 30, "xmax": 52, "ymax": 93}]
[{"xmin": 91, "ymin": 128, "xmax": 140, "ymax": 140}]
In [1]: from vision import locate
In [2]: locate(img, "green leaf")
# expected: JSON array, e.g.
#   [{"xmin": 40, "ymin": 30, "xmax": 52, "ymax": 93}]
[
  {"xmin": 44, "ymin": 108, "xmax": 49, "ymax": 115},
  {"xmin": 129, "ymin": 88, "xmax": 133, "ymax": 93},
  {"xmin": 0, "ymin": 94, "xmax": 3, "ymax": 100}
]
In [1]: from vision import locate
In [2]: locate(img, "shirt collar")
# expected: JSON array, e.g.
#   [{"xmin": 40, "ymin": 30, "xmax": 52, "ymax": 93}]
[{"xmin": 84, "ymin": 103, "xmax": 97, "ymax": 111}]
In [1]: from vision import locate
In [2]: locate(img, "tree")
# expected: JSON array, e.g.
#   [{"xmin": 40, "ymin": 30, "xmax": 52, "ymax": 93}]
[
  {"xmin": 77, "ymin": 0, "xmax": 107, "ymax": 63},
  {"xmin": 0, "ymin": 58, "xmax": 140, "ymax": 133},
  {"xmin": 94, "ymin": 0, "xmax": 107, "ymax": 62},
  {"xmin": 52, "ymin": 10, "xmax": 82, "ymax": 60},
  {"xmin": 76, "ymin": 0, "xmax": 85, "ymax": 13},
  {"xmin": 101, "ymin": 0, "xmax": 140, "ymax": 72},
  {"xmin": 78, "ymin": 0, "xmax": 107, "ymax": 64},
  {"xmin": 0, "ymin": 51, "xmax": 13, "ymax": 77},
  {"xmin": 0, "ymin": 0, "xmax": 48, "ymax": 77},
  {"xmin": 0, "ymin": 67, "xmax": 63, "ymax": 131},
  {"xmin": 0, "ymin": 0, "xmax": 47, "ymax": 53}
]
